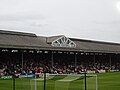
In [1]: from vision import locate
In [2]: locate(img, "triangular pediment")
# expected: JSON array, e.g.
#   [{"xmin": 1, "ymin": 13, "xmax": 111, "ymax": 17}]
[{"xmin": 51, "ymin": 36, "xmax": 76, "ymax": 48}]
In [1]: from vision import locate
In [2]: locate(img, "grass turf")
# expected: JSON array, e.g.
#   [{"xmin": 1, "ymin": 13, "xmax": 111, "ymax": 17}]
[{"xmin": 0, "ymin": 72, "xmax": 120, "ymax": 90}]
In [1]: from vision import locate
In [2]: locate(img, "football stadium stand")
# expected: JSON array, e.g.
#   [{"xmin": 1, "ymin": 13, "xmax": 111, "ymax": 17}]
[{"xmin": 0, "ymin": 30, "xmax": 120, "ymax": 77}]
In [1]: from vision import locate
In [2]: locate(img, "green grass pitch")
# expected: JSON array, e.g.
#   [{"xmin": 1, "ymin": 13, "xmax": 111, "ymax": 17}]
[{"xmin": 0, "ymin": 72, "xmax": 120, "ymax": 90}]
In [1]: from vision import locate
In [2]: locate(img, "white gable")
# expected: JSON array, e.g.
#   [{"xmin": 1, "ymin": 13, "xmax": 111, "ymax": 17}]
[{"xmin": 51, "ymin": 36, "xmax": 76, "ymax": 48}]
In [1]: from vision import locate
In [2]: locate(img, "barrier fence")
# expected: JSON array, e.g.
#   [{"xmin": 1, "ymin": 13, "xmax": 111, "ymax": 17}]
[{"xmin": 0, "ymin": 73, "xmax": 97, "ymax": 90}]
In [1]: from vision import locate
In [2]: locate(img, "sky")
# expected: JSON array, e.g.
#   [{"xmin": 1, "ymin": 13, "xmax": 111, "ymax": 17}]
[{"xmin": 0, "ymin": 0, "xmax": 120, "ymax": 43}]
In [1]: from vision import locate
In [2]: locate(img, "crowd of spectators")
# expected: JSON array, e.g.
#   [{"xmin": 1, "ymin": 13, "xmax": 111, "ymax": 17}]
[{"xmin": 0, "ymin": 59, "xmax": 120, "ymax": 77}]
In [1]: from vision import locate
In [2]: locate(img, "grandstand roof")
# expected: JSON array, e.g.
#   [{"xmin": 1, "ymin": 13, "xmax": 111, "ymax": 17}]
[{"xmin": 0, "ymin": 30, "xmax": 120, "ymax": 53}]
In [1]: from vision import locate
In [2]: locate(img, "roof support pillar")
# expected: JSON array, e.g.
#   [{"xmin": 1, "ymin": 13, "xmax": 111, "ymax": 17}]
[
  {"xmin": 51, "ymin": 51, "xmax": 54, "ymax": 70},
  {"xmin": 21, "ymin": 51, "xmax": 24, "ymax": 70},
  {"xmin": 93, "ymin": 53, "xmax": 96, "ymax": 67},
  {"xmin": 109, "ymin": 54, "xmax": 112, "ymax": 70},
  {"xmin": 74, "ymin": 52, "xmax": 77, "ymax": 67}
]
